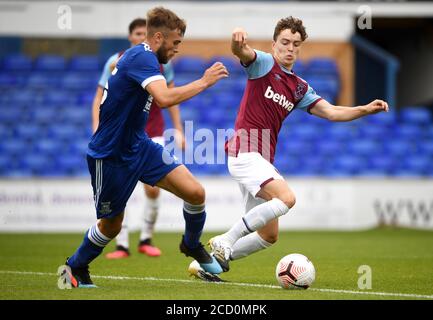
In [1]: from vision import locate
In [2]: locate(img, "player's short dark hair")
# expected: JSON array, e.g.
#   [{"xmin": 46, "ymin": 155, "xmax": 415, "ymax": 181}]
[
  {"xmin": 273, "ymin": 16, "xmax": 308, "ymax": 42},
  {"xmin": 128, "ymin": 18, "xmax": 147, "ymax": 35},
  {"xmin": 146, "ymin": 7, "xmax": 186, "ymax": 37}
]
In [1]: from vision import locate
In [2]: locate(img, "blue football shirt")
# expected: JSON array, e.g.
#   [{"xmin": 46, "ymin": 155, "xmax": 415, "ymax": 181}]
[{"xmin": 88, "ymin": 43, "xmax": 165, "ymax": 162}]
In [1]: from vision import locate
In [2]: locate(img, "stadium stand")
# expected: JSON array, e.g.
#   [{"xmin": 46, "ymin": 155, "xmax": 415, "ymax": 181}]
[{"xmin": 0, "ymin": 54, "xmax": 432, "ymax": 177}]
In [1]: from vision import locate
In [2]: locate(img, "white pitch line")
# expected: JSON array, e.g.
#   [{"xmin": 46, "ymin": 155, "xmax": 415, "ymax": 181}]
[{"xmin": 1, "ymin": 270, "xmax": 433, "ymax": 300}]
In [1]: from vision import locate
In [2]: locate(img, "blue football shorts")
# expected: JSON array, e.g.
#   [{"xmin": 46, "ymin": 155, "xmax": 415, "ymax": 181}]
[{"xmin": 87, "ymin": 139, "xmax": 181, "ymax": 219}]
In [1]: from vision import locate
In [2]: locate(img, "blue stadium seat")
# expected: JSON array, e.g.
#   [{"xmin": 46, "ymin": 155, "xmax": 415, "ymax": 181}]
[
  {"xmin": 348, "ymin": 140, "xmax": 381, "ymax": 156},
  {"xmin": 26, "ymin": 72, "xmax": 59, "ymax": 89},
  {"xmin": 59, "ymin": 107, "xmax": 90, "ymax": 125},
  {"xmin": 292, "ymin": 125, "xmax": 319, "ymax": 141},
  {"xmin": 43, "ymin": 90, "xmax": 73, "ymax": 106},
  {"xmin": 0, "ymin": 154, "xmax": 12, "ymax": 174},
  {"xmin": 301, "ymin": 157, "xmax": 327, "ymax": 175},
  {"xmin": 0, "ymin": 73, "xmax": 17, "ymax": 88},
  {"xmin": 213, "ymin": 94, "xmax": 241, "ymax": 110},
  {"xmin": 62, "ymin": 72, "xmax": 98, "ymax": 91},
  {"xmin": 286, "ymin": 110, "xmax": 310, "ymax": 124},
  {"xmin": 316, "ymin": 140, "xmax": 344, "ymax": 155},
  {"xmin": 427, "ymin": 126, "xmax": 433, "ymax": 140},
  {"xmin": 280, "ymin": 139, "xmax": 313, "ymax": 156},
  {"xmin": 20, "ymin": 154, "xmax": 52, "ymax": 173},
  {"xmin": 1, "ymin": 54, "xmax": 32, "ymax": 71},
  {"xmin": 0, "ymin": 124, "xmax": 12, "ymax": 139},
  {"xmin": 69, "ymin": 55, "xmax": 100, "ymax": 72},
  {"xmin": 208, "ymin": 56, "xmax": 244, "ymax": 75},
  {"xmin": 394, "ymin": 124, "xmax": 423, "ymax": 140},
  {"xmin": 75, "ymin": 91, "xmax": 94, "ymax": 105},
  {"xmin": 403, "ymin": 155, "xmax": 432, "ymax": 174},
  {"xmin": 0, "ymin": 107, "xmax": 23, "ymax": 124},
  {"xmin": 359, "ymin": 125, "xmax": 388, "ymax": 140},
  {"xmin": 385, "ymin": 140, "xmax": 417, "ymax": 156},
  {"xmin": 292, "ymin": 60, "xmax": 306, "ymax": 76},
  {"xmin": 14, "ymin": 124, "xmax": 42, "ymax": 140},
  {"xmin": 326, "ymin": 124, "xmax": 359, "ymax": 141},
  {"xmin": 306, "ymin": 58, "xmax": 339, "ymax": 76},
  {"xmin": 400, "ymin": 107, "xmax": 432, "ymax": 125},
  {"xmin": 365, "ymin": 111, "xmax": 396, "ymax": 126},
  {"xmin": 173, "ymin": 74, "xmax": 198, "ymax": 86},
  {"xmin": 0, "ymin": 138, "xmax": 29, "ymax": 155},
  {"xmin": 391, "ymin": 168, "xmax": 423, "ymax": 178},
  {"xmin": 369, "ymin": 156, "xmax": 396, "ymax": 173},
  {"xmin": 228, "ymin": 76, "xmax": 247, "ymax": 93},
  {"xmin": 305, "ymin": 75, "xmax": 339, "ymax": 98},
  {"xmin": 173, "ymin": 56, "xmax": 207, "ymax": 74},
  {"xmin": 273, "ymin": 154, "xmax": 297, "ymax": 174},
  {"xmin": 56, "ymin": 154, "xmax": 87, "ymax": 174},
  {"xmin": 34, "ymin": 138, "xmax": 62, "ymax": 155},
  {"xmin": 49, "ymin": 124, "xmax": 79, "ymax": 140},
  {"xmin": 31, "ymin": 107, "xmax": 59, "ymax": 124},
  {"xmin": 331, "ymin": 155, "xmax": 366, "ymax": 174},
  {"xmin": 418, "ymin": 140, "xmax": 433, "ymax": 156},
  {"xmin": 10, "ymin": 89, "xmax": 41, "ymax": 106},
  {"xmin": 178, "ymin": 105, "xmax": 200, "ymax": 122},
  {"xmin": 34, "ymin": 55, "xmax": 66, "ymax": 72},
  {"xmin": 70, "ymin": 138, "xmax": 89, "ymax": 155}
]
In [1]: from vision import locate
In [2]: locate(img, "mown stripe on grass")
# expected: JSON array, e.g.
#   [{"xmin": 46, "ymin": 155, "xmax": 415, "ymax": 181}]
[{"xmin": 1, "ymin": 270, "xmax": 432, "ymax": 300}]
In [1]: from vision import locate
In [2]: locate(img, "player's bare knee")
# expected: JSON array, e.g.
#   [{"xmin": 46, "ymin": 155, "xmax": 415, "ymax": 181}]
[
  {"xmin": 98, "ymin": 217, "xmax": 122, "ymax": 238},
  {"xmin": 279, "ymin": 194, "xmax": 296, "ymax": 209},
  {"xmin": 259, "ymin": 230, "xmax": 278, "ymax": 244},
  {"xmin": 186, "ymin": 184, "xmax": 206, "ymax": 205},
  {"xmin": 264, "ymin": 234, "xmax": 278, "ymax": 244}
]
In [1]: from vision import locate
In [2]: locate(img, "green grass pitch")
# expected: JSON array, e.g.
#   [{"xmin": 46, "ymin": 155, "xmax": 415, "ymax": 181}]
[{"xmin": 0, "ymin": 228, "xmax": 432, "ymax": 300}]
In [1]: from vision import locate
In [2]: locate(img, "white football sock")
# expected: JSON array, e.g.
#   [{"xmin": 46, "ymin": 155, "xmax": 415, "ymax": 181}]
[
  {"xmin": 115, "ymin": 224, "xmax": 129, "ymax": 249},
  {"xmin": 88, "ymin": 223, "xmax": 112, "ymax": 247},
  {"xmin": 222, "ymin": 198, "xmax": 289, "ymax": 246},
  {"xmin": 230, "ymin": 232, "xmax": 272, "ymax": 260},
  {"xmin": 140, "ymin": 197, "xmax": 159, "ymax": 241}
]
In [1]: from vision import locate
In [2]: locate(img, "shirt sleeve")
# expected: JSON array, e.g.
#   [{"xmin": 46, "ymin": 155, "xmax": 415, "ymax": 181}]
[
  {"xmin": 297, "ymin": 85, "xmax": 323, "ymax": 113},
  {"xmin": 98, "ymin": 53, "xmax": 118, "ymax": 88},
  {"xmin": 126, "ymin": 51, "xmax": 165, "ymax": 89},
  {"xmin": 162, "ymin": 61, "xmax": 175, "ymax": 84},
  {"xmin": 244, "ymin": 50, "xmax": 274, "ymax": 80}
]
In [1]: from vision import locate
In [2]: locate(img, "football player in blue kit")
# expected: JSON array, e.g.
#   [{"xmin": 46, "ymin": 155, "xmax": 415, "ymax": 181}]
[{"xmin": 58, "ymin": 7, "xmax": 228, "ymax": 288}]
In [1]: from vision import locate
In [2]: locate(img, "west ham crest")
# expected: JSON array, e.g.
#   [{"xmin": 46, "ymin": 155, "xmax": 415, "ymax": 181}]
[{"xmin": 294, "ymin": 82, "xmax": 306, "ymax": 100}]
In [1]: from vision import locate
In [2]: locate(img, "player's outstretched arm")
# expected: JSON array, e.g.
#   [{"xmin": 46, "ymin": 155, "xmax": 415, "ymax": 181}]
[
  {"xmin": 231, "ymin": 27, "xmax": 256, "ymax": 65},
  {"xmin": 310, "ymin": 99, "xmax": 389, "ymax": 122},
  {"xmin": 166, "ymin": 82, "xmax": 186, "ymax": 149},
  {"xmin": 146, "ymin": 62, "xmax": 228, "ymax": 107}
]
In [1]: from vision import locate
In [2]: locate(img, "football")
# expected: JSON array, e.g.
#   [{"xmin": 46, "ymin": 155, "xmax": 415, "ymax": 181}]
[{"xmin": 275, "ymin": 253, "xmax": 315, "ymax": 289}]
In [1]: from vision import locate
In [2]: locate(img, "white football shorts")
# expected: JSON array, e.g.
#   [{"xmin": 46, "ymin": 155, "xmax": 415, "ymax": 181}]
[{"xmin": 228, "ymin": 152, "xmax": 284, "ymax": 213}]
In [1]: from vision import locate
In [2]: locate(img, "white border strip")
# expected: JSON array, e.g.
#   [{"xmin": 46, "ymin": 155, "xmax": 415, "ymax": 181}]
[{"xmin": 1, "ymin": 270, "xmax": 432, "ymax": 300}]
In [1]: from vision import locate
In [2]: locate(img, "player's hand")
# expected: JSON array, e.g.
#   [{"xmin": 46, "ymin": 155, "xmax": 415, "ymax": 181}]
[
  {"xmin": 232, "ymin": 27, "xmax": 248, "ymax": 49},
  {"xmin": 201, "ymin": 62, "xmax": 229, "ymax": 87},
  {"xmin": 365, "ymin": 99, "xmax": 389, "ymax": 114}
]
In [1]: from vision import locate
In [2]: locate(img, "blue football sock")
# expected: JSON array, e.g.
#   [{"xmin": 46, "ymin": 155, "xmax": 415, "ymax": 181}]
[
  {"xmin": 67, "ymin": 224, "xmax": 111, "ymax": 268},
  {"xmin": 183, "ymin": 202, "xmax": 206, "ymax": 249}
]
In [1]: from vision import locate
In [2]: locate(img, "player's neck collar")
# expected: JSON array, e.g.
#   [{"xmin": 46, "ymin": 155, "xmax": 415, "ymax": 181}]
[
  {"xmin": 278, "ymin": 63, "xmax": 294, "ymax": 75},
  {"xmin": 273, "ymin": 55, "xmax": 294, "ymax": 75}
]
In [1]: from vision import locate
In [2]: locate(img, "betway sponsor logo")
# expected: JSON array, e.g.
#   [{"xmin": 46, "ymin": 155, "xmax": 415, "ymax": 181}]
[{"xmin": 264, "ymin": 86, "xmax": 294, "ymax": 111}]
